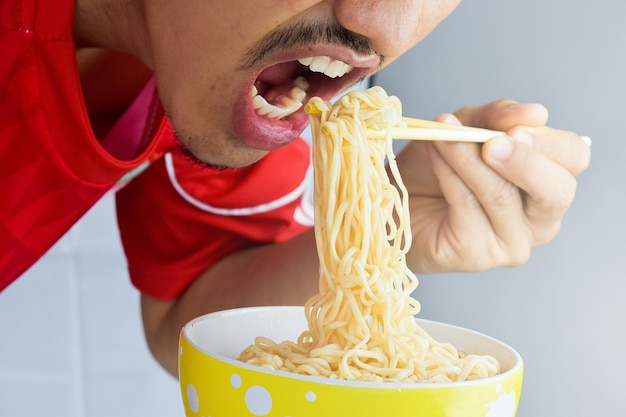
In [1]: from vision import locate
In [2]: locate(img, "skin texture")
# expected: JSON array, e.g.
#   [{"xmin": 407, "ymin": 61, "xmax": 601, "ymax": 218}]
[{"xmin": 72, "ymin": 0, "xmax": 591, "ymax": 376}]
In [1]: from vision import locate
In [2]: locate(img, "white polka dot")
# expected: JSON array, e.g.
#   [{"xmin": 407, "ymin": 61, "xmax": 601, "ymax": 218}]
[
  {"xmin": 305, "ymin": 391, "xmax": 316, "ymax": 402},
  {"xmin": 485, "ymin": 390, "xmax": 516, "ymax": 417},
  {"xmin": 245, "ymin": 385, "xmax": 272, "ymax": 416},
  {"xmin": 187, "ymin": 383, "xmax": 200, "ymax": 413},
  {"xmin": 230, "ymin": 373, "xmax": 243, "ymax": 389},
  {"xmin": 496, "ymin": 384, "xmax": 502, "ymax": 394}
]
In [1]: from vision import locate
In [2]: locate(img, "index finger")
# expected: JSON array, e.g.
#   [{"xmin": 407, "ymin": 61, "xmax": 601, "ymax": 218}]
[{"xmin": 452, "ymin": 100, "xmax": 549, "ymax": 131}]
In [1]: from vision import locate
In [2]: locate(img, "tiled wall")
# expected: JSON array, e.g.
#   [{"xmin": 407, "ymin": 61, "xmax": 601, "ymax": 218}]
[{"xmin": 0, "ymin": 193, "xmax": 183, "ymax": 417}]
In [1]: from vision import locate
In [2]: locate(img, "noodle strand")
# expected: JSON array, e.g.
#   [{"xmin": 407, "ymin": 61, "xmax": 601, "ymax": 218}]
[{"xmin": 239, "ymin": 87, "xmax": 500, "ymax": 383}]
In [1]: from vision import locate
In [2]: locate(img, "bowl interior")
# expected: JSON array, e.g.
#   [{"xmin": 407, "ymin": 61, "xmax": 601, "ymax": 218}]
[{"xmin": 183, "ymin": 305, "xmax": 521, "ymax": 377}]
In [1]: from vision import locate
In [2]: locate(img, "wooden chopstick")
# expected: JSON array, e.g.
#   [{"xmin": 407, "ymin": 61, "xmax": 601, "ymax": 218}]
[
  {"xmin": 401, "ymin": 117, "xmax": 470, "ymax": 130},
  {"xmin": 368, "ymin": 117, "xmax": 504, "ymax": 143},
  {"xmin": 394, "ymin": 117, "xmax": 592, "ymax": 146},
  {"xmin": 368, "ymin": 128, "xmax": 498, "ymax": 142}
]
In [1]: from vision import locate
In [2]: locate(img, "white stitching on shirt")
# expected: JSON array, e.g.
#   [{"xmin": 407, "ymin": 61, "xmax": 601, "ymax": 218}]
[{"xmin": 164, "ymin": 152, "xmax": 309, "ymax": 217}]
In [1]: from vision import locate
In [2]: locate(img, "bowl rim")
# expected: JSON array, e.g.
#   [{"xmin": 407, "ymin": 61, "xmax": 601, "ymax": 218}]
[{"xmin": 180, "ymin": 305, "xmax": 523, "ymax": 389}]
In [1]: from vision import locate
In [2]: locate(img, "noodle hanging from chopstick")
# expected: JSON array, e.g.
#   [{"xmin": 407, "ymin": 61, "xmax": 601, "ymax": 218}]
[{"xmin": 238, "ymin": 86, "xmax": 500, "ymax": 383}]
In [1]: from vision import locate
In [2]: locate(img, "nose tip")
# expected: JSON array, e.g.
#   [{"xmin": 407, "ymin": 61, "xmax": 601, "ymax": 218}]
[{"xmin": 333, "ymin": 1, "xmax": 422, "ymax": 59}]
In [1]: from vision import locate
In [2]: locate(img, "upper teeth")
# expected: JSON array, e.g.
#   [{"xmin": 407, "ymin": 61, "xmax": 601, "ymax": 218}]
[
  {"xmin": 251, "ymin": 56, "xmax": 352, "ymax": 120},
  {"xmin": 298, "ymin": 56, "xmax": 353, "ymax": 78}
]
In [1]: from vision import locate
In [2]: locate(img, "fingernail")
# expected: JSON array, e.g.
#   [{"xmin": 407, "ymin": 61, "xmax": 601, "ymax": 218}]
[
  {"xmin": 439, "ymin": 113, "xmax": 461, "ymax": 125},
  {"xmin": 489, "ymin": 136, "xmax": 514, "ymax": 160},
  {"xmin": 510, "ymin": 130, "xmax": 534, "ymax": 146},
  {"xmin": 580, "ymin": 135, "xmax": 592, "ymax": 147}
]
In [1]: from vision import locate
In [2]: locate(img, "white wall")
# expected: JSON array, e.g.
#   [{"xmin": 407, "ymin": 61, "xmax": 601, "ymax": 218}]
[
  {"xmin": 0, "ymin": 194, "xmax": 183, "ymax": 417},
  {"xmin": 377, "ymin": 1, "xmax": 626, "ymax": 416}
]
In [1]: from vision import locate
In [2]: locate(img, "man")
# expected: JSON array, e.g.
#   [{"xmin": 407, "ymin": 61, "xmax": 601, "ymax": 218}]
[{"xmin": 0, "ymin": 0, "xmax": 590, "ymax": 377}]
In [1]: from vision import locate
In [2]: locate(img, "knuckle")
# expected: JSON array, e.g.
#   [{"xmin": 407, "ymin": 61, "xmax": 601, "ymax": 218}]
[
  {"xmin": 534, "ymin": 222, "xmax": 562, "ymax": 246},
  {"xmin": 482, "ymin": 241, "xmax": 531, "ymax": 269},
  {"xmin": 544, "ymin": 176, "xmax": 577, "ymax": 214},
  {"xmin": 526, "ymin": 175, "xmax": 577, "ymax": 220},
  {"xmin": 482, "ymin": 182, "xmax": 520, "ymax": 208},
  {"xmin": 464, "ymin": 241, "xmax": 530, "ymax": 272},
  {"xmin": 507, "ymin": 246, "xmax": 532, "ymax": 267},
  {"xmin": 460, "ymin": 188, "xmax": 483, "ymax": 210}
]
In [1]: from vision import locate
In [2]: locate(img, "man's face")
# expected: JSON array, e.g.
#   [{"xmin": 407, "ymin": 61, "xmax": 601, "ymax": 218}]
[{"xmin": 142, "ymin": 0, "xmax": 461, "ymax": 167}]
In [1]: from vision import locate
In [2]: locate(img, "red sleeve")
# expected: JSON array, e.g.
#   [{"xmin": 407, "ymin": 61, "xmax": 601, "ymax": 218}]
[{"xmin": 115, "ymin": 138, "xmax": 314, "ymax": 300}]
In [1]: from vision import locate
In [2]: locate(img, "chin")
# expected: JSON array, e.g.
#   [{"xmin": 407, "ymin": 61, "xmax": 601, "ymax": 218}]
[{"xmin": 175, "ymin": 140, "xmax": 268, "ymax": 170}]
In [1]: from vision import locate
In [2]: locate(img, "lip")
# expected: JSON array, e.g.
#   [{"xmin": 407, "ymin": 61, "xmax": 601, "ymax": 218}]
[{"xmin": 232, "ymin": 45, "xmax": 381, "ymax": 151}]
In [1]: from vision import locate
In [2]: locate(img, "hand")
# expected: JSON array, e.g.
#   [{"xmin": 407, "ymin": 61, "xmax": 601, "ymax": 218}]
[{"xmin": 395, "ymin": 99, "xmax": 591, "ymax": 273}]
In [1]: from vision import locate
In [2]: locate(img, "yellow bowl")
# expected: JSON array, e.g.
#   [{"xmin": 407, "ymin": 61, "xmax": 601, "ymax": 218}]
[{"xmin": 179, "ymin": 306, "xmax": 523, "ymax": 417}]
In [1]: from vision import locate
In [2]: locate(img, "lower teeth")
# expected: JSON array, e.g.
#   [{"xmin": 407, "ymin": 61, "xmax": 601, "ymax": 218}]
[{"xmin": 252, "ymin": 76, "xmax": 310, "ymax": 119}]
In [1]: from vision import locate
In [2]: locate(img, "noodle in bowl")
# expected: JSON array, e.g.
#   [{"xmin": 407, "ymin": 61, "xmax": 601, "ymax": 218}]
[
  {"xmin": 179, "ymin": 88, "xmax": 523, "ymax": 416},
  {"xmin": 178, "ymin": 306, "xmax": 523, "ymax": 417}
]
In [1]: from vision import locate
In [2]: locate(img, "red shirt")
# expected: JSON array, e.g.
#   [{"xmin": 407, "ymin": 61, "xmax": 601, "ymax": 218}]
[
  {"xmin": 0, "ymin": 0, "xmax": 313, "ymax": 299},
  {"xmin": 117, "ymin": 140, "xmax": 313, "ymax": 299}
]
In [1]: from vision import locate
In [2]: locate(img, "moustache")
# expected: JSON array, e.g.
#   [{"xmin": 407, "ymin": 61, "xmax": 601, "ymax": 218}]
[{"xmin": 240, "ymin": 19, "xmax": 383, "ymax": 69}]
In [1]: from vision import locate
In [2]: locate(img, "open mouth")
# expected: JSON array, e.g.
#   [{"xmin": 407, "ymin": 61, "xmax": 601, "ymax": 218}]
[
  {"xmin": 251, "ymin": 56, "xmax": 355, "ymax": 119},
  {"xmin": 234, "ymin": 52, "xmax": 378, "ymax": 151}
]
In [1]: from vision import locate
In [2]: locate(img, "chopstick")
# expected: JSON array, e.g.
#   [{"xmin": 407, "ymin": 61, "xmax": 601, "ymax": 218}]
[
  {"xmin": 371, "ymin": 117, "xmax": 593, "ymax": 146},
  {"xmin": 402, "ymin": 116, "xmax": 474, "ymax": 130},
  {"xmin": 368, "ymin": 117, "xmax": 503, "ymax": 143}
]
